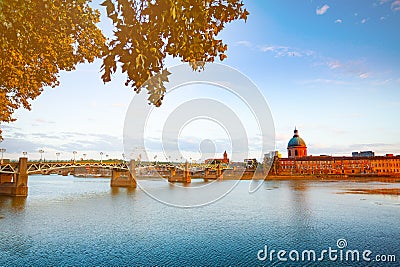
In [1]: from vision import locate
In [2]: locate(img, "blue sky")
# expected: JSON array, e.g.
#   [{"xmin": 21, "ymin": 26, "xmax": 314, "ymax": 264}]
[{"xmin": 1, "ymin": 0, "xmax": 400, "ymax": 161}]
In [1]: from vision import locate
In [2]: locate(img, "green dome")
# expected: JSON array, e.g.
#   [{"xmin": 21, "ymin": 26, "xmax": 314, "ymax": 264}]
[{"xmin": 287, "ymin": 129, "xmax": 306, "ymax": 148}]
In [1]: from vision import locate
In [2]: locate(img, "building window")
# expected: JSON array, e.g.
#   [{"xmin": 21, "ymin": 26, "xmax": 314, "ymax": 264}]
[
  {"xmin": 288, "ymin": 150, "xmax": 291, "ymax": 157},
  {"xmin": 295, "ymin": 150, "xmax": 298, "ymax": 156}
]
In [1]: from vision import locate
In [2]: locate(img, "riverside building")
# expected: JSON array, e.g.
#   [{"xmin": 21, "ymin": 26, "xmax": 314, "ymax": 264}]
[{"xmin": 275, "ymin": 128, "xmax": 400, "ymax": 176}]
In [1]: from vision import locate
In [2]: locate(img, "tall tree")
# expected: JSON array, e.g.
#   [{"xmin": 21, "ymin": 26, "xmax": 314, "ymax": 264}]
[
  {"xmin": 0, "ymin": 0, "xmax": 248, "ymax": 140},
  {"xmin": 0, "ymin": 0, "xmax": 105, "ymax": 140}
]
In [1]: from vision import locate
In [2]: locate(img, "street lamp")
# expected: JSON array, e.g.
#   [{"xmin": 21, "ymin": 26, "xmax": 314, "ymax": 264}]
[
  {"xmin": 100, "ymin": 152, "xmax": 103, "ymax": 164},
  {"xmin": 22, "ymin": 151, "xmax": 27, "ymax": 157},
  {"xmin": 56, "ymin": 152, "xmax": 60, "ymax": 161},
  {"xmin": 83, "ymin": 153, "xmax": 87, "ymax": 160},
  {"xmin": 73, "ymin": 151, "xmax": 77, "ymax": 162},
  {"xmin": 39, "ymin": 149, "xmax": 44, "ymax": 162},
  {"xmin": 0, "ymin": 148, "xmax": 6, "ymax": 164}
]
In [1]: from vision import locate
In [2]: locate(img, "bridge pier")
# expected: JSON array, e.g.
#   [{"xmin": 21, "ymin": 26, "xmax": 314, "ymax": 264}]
[
  {"xmin": 110, "ymin": 160, "xmax": 136, "ymax": 188},
  {"xmin": 0, "ymin": 157, "xmax": 28, "ymax": 197},
  {"xmin": 185, "ymin": 161, "xmax": 191, "ymax": 183},
  {"xmin": 202, "ymin": 165, "xmax": 225, "ymax": 181},
  {"xmin": 167, "ymin": 162, "xmax": 191, "ymax": 183},
  {"xmin": 13, "ymin": 157, "xmax": 28, "ymax": 196},
  {"xmin": 217, "ymin": 164, "xmax": 223, "ymax": 180}
]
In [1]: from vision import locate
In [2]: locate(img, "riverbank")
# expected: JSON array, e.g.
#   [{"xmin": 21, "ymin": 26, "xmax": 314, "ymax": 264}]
[
  {"xmin": 135, "ymin": 173, "xmax": 400, "ymax": 182},
  {"xmin": 221, "ymin": 173, "xmax": 400, "ymax": 182},
  {"xmin": 266, "ymin": 174, "xmax": 400, "ymax": 182}
]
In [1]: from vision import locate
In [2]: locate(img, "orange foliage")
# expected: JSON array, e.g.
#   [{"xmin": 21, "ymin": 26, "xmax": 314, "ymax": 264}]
[
  {"xmin": 0, "ymin": 0, "xmax": 105, "ymax": 139},
  {"xmin": 101, "ymin": 0, "xmax": 249, "ymax": 106},
  {"xmin": 0, "ymin": 0, "xmax": 248, "ymax": 139}
]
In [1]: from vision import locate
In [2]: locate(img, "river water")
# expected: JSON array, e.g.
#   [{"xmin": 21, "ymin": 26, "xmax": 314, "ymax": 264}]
[{"xmin": 0, "ymin": 175, "xmax": 399, "ymax": 266}]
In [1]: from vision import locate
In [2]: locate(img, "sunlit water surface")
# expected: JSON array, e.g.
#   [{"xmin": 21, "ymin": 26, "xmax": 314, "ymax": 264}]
[{"xmin": 0, "ymin": 175, "xmax": 399, "ymax": 266}]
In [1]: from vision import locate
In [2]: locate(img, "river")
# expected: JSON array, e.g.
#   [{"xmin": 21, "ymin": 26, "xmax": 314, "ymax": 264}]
[{"xmin": 0, "ymin": 175, "xmax": 399, "ymax": 266}]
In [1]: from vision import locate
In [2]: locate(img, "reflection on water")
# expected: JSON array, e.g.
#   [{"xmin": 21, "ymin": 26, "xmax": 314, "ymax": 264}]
[
  {"xmin": 0, "ymin": 175, "xmax": 399, "ymax": 266},
  {"xmin": 0, "ymin": 196, "xmax": 26, "ymax": 211},
  {"xmin": 0, "ymin": 196, "xmax": 27, "ymax": 216},
  {"xmin": 110, "ymin": 186, "xmax": 136, "ymax": 196},
  {"xmin": 340, "ymin": 188, "xmax": 400, "ymax": 195},
  {"xmin": 287, "ymin": 180, "xmax": 312, "ymax": 236}
]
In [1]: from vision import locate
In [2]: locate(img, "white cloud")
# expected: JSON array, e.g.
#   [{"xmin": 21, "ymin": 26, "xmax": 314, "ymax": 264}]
[
  {"xmin": 327, "ymin": 60, "xmax": 342, "ymax": 69},
  {"xmin": 288, "ymin": 51, "xmax": 302, "ymax": 57},
  {"xmin": 370, "ymin": 79, "xmax": 392, "ymax": 86},
  {"xmin": 35, "ymin": 118, "xmax": 56, "ymax": 124},
  {"xmin": 392, "ymin": 0, "xmax": 400, "ymax": 11},
  {"xmin": 359, "ymin": 73, "xmax": 370, "ymax": 79},
  {"xmin": 316, "ymin": 4, "xmax": 330, "ymax": 15},
  {"xmin": 378, "ymin": 0, "xmax": 391, "ymax": 5},
  {"xmin": 1, "ymin": 130, "xmax": 124, "ymax": 160},
  {"xmin": 308, "ymin": 142, "xmax": 400, "ymax": 157},
  {"xmin": 236, "ymin": 40, "xmax": 252, "ymax": 47},
  {"xmin": 260, "ymin": 45, "xmax": 283, "ymax": 52},
  {"xmin": 298, "ymin": 79, "xmax": 351, "ymax": 86},
  {"xmin": 324, "ymin": 59, "xmax": 372, "ymax": 79},
  {"xmin": 334, "ymin": 19, "xmax": 343, "ymax": 23},
  {"xmin": 259, "ymin": 45, "xmax": 314, "ymax": 58},
  {"xmin": 361, "ymin": 18, "xmax": 367, "ymax": 24}
]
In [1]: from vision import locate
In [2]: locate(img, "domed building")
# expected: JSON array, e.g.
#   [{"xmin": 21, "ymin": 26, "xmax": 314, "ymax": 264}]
[
  {"xmin": 287, "ymin": 128, "xmax": 307, "ymax": 158},
  {"xmin": 274, "ymin": 127, "xmax": 400, "ymax": 176}
]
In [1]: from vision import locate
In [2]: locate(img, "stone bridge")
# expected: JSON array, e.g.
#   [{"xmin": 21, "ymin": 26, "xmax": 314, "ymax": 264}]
[
  {"xmin": 0, "ymin": 158, "xmax": 248, "ymax": 197},
  {"xmin": 0, "ymin": 158, "xmax": 136, "ymax": 196}
]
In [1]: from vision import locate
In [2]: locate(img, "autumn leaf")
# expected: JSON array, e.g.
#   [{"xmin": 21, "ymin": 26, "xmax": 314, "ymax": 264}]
[{"xmin": 101, "ymin": 0, "xmax": 249, "ymax": 107}]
